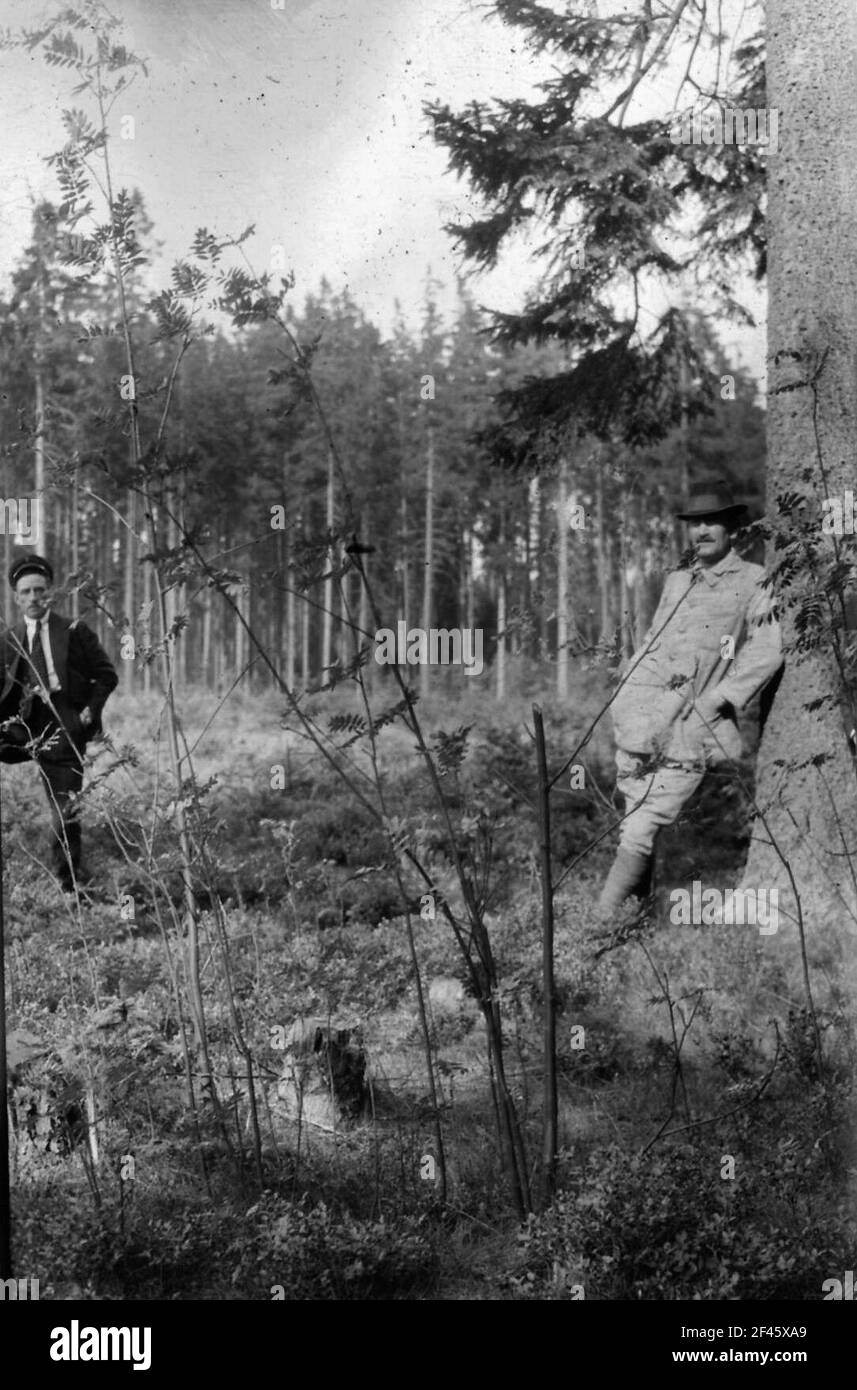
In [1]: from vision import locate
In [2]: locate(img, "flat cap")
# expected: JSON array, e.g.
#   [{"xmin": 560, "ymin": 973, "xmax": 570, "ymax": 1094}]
[{"xmin": 9, "ymin": 553, "xmax": 53, "ymax": 587}]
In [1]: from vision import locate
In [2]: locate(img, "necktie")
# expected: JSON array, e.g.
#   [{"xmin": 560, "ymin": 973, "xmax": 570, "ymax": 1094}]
[{"xmin": 29, "ymin": 623, "xmax": 49, "ymax": 693}]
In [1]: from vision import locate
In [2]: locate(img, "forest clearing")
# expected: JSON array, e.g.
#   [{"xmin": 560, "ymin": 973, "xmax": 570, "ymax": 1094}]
[
  {"xmin": 5, "ymin": 678, "xmax": 854, "ymax": 1301},
  {"xmin": 0, "ymin": 0, "xmax": 855, "ymax": 1353}
]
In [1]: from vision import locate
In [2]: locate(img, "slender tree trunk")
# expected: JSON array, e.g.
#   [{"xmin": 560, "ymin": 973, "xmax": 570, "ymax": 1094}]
[
  {"xmin": 201, "ymin": 584, "xmax": 212, "ymax": 687},
  {"xmin": 2, "ymin": 457, "xmax": 10, "ymax": 628},
  {"xmin": 123, "ymin": 483, "xmax": 135, "ymax": 694},
  {"xmin": 619, "ymin": 491, "xmax": 633, "ymax": 660},
  {"xmin": 175, "ymin": 468, "xmax": 187, "ymax": 689},
  {"xmin": 235, "ymin": 584, "xmax": 247, "ymax": 681},
  {"xmin": 496, "ymin": 505, "xmax": 507, "ymax": 701},
  {"xmin": 358, "ymin": 507, "xmax": 370, "ymax": 690},
  {"xmin": 530, "ymin": 476, "xmax": 542, "ymax": 659},
  {"xmin": 676, "ymin": 355, "xmax": 690, "ymax": 555},
  {"xmin": 165, "ymin": 502, "xmax": 179, "ymax": 693},
  {"xmin": 632, "ymin": 493, "xmax": 647, "ymax": 648},
  {"xmin": 533, "ymin": 707, "xmax": 557, "ymax": 1205},
  {"xmin": 70, "ymin": 470, "xmax": 80, "ymax": 621},
  {"xmin": 466, "ymin": 528, "xmax": 475, "ymax": 634},
  {"xmin": 523, "ymin": 491, "xmax": 533, "ymax": 650},
  {"xmin": 285, "ymin": 520, "xmax": 296, "ymax": 692},
  {"xmin": 101, "ymin": 511, "xmax": 112, "ymax": 647},
  {"xmin": 420, "ymin": 427, "xmax": 435, "ymax": 700},
  {"xmin": 596, "ymin": 458, "xmax": 610, "ymax": 642},
  {"xmin": 301, "ymin": 510, "xmax": 311, "ymax": 686},
  {"xmin": 338, "ymin": 559, "xmax": 349, "ymax": 671},
  {"xmin": 321, "ymin": 447, "xmax": 335, "ymax": 684},
  {"xmin": 399, "ymin": 396, "xmax": 410, "ymax": 627},
  {"xmin": 400, "ymin": 493, "xmax": 410, "ymax": 628},
  {"xmin": 142, "ymin": 518, "xmax": 152, "ymax": 696},
  {"xmin": 273, "ymin": 524, "xmax": 284, "ymax": 692},
  {"xmin": 34, "ymin": 266, "xmax": 45, "ymax": 502},
  {"xmin": 556, "ymin": 454, "xmax": 569, "ymax": 696}
]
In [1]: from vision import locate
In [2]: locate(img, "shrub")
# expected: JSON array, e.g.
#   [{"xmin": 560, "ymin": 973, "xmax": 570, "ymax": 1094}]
[
  {"xmin": 506, "ymin": 1140, "xmax": 857, "ymax": 1300},
  {"xmin": 228, "ymin": 1194, "xmax": 440, "ymax": 1300}
]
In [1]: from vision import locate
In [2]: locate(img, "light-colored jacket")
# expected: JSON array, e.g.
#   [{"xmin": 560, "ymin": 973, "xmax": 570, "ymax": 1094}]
[{"xmin": 610, "ymin": 551, "xmax": 784, "ymax": 764}]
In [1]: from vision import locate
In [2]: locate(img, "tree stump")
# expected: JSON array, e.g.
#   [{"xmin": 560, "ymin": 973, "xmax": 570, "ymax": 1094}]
[{"xmin": 275, "ymin": 1018, "xmax": 368, "ymax": 1131}]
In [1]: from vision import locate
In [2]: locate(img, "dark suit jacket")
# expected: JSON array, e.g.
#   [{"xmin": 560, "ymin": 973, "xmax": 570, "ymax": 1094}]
[{"xmin": 0, "ymin": 612, "xmax": 119, "ymax": 741}]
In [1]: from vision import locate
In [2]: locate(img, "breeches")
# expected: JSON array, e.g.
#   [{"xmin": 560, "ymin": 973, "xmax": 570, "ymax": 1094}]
[
  {"xmin": 0, "ymin": 696, "xmax": 86, "ymax": 877},
  {"xmin": 38, "ymin": 759, "xmax": 84, "ymax": 875},
  {"xmin": 615, "ymin": 749, "xmax": 705, "ymax": 858}
]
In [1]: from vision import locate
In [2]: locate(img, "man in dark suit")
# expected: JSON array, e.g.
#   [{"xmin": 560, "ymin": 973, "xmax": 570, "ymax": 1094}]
[{"xmin": 0, "ymin": 554, "xmax": 118, "ymax": 891}]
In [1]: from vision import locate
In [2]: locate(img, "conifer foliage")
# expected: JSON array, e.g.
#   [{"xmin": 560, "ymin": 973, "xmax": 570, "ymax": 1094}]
[{"xmin": 428, "ymin": 0, "xmax": 767, "ymax": 452}]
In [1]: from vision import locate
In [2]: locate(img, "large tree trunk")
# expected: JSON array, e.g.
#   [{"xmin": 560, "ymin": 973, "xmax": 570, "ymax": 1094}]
[{"xmin": 745, "ymin": 0, "xmax": 857, "ymax": 1010}]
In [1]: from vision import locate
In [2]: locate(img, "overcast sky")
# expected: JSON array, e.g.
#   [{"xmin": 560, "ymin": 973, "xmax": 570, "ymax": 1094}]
[{"xmin": 0, "ymin": 0, "xmax": 764, "ymax": 379}]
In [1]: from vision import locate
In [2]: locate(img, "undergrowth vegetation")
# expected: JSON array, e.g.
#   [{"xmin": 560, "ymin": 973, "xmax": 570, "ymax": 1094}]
[{"xmin": 6, "ymin": 681, "xmax": 855, "ymax": 1299}]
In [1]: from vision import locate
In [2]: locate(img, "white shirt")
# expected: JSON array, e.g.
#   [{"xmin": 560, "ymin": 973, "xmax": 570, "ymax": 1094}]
[{"xmin": 25, "ymin": 613, "xmax": 62, "ymax": 693}]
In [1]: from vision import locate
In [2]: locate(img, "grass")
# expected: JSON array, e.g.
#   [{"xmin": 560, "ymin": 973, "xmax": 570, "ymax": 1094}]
[{"xmin": 4, "ymin": 670, "xmax": 856, "ymax": 1299}]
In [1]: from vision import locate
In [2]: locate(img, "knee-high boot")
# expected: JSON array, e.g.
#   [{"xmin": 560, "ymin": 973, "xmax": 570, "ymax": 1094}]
[{"xmin": 596, "ymin": 846, "xmax": 652, "ymax": 920}]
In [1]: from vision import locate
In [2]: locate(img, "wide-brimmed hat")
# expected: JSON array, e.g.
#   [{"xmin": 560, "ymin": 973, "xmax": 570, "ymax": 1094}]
[{"xmin": 675, "ymin": 480, "xmax": 747, "ymax": 523}]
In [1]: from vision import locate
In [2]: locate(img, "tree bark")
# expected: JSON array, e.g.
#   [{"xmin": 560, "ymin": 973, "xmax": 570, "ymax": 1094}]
[
  {"xmin": 745, "ymin": 0, "xmax": 857, "ymax": 1010},
  {"xmin": 632, "ymin": 492, "xmax": 647, "ymax": 649},
  {"xmin": 70, "ymin": 470, "xmax": 80, "ymax": 621},
  {"xmin": 358, "ymin": 507, "xmax": 370, "ymax": 690},
  {"xmin": 165, "ymin": 499, "xmax": 180, "ymax": 693},
  {"xmin": 301, "ymin": 510, "xmax": 311, "ymax": 686},
  {"xmin": 533, "ymin": 706, "xmax": 557, "ymax": 1205},
  {"xmin": 321, "ymin": 447, "xmax": 335, "ymax": 684},
  {"xmin": 33, "ymin": 262, "xmax": 46, "ymax": 501},
  {"xmin": 596, "ymin": 458, "xmax": 610, "ymax": 643},
  {"xmin": 235, "ymin": 583, "xmax": 247, "ymax": 683},
  {"xmin": 141, "ymin": 513, "xmax": 152, "ymax": 696},
  {"xmin": 496, "ymin": 505, "xmax": 507, "ymax": 701},
  {"xmin": 122, "ymin": 483, "xmax": 135, "ymax": 694},
  {"xmin": 556, "ymin": 453, "xmax": 569, "ymax": 696},
  {"xmin": 399, "ymin": 400, "xmax": 411, "ymax": 631},
  {"xmin": 420, "ymin": 427, "xmax": 435, "ymax": 700},
  {"xmin": 285, "ymin": 518, "xmax": 296, "ymax": 692},
  {"xmin": 201, "ymin": 583, "xmax": 212, "ymax": 686}
]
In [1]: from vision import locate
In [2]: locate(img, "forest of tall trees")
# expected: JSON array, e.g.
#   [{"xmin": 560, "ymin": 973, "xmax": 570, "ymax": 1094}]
[
  {"xmin": 0, "ymin": 0, "xmax": 855, "ymax": 1339},
  {"xmin": 0, "ymin": 200, "xmax": 765, "ymax": 701}
]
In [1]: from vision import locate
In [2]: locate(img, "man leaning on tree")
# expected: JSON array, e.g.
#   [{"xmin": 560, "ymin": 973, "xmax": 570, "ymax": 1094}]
[
  {"xmin": 597, "ymin": 480, "xmax": 784, "ymax": 922},
  {"xmin": 0, "ymin": 554, "xmax": 118, "ymax": 893}
]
